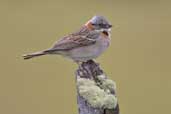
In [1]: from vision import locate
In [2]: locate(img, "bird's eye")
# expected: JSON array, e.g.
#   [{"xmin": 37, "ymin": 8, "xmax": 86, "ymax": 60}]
[
  {"xmin": 91, "ymin": 23, "xmax": 96, "ymax": 26},
  {"xmin": 92, "ymin": 23, "xmax": 104, "ymax": 26},
  {"xmin": 99, "ymin": 24, "xmax": 106, "ymax": 28}
]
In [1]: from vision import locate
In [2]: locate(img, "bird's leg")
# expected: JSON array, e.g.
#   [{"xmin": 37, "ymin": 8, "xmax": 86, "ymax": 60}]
[{"xmin": 74, "ymin": 60, "xmax": 82, "ymax": 66}]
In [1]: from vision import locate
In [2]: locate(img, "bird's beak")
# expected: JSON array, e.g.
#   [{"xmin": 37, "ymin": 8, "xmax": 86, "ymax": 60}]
[{"xmin": 108, "ymin": 24, "xmax": 112, "ymax": 28}]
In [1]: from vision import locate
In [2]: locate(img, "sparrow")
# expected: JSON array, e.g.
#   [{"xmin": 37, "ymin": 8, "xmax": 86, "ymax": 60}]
[{"xmin": 23, "ymin": 16, "xmax": 112, "ymax": 63}]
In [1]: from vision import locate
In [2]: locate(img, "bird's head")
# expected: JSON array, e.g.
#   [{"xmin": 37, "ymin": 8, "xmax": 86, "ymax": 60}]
[{"xmin": 85, "ymin": 15, "xmax": 112, "ymax": 32}]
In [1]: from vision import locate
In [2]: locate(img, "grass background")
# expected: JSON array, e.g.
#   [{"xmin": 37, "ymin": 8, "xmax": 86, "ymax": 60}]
[{"xmin": 0, "ymin": 0, "xmax": 171, "ymax": 114}]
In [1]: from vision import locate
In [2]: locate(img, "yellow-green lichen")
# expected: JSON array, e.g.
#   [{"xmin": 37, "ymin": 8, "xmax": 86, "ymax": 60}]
[
  {"xmin": 98, "ymin": 75, "xmax": 116, "ymax": 93},
  {"xmin": 77, "ymin": 77, "xmax": 117, "ymax": 109}
]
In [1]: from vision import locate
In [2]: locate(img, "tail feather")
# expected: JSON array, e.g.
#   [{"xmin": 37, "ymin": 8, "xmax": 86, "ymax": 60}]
[{"xmin": 23, "ymin": 51, "xmax": 45, "ymax": 60}]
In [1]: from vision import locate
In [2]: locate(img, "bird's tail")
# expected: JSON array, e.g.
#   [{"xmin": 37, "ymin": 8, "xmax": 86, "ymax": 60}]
[{"xmin": 23, "ymin": 51, "xmax": 46, "ymax": 60}]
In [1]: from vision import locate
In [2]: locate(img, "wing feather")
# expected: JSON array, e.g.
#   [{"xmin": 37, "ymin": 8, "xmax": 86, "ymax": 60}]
[{"xmin": 44, "ymin": 26, "xmax": 97, "ymax": 53}]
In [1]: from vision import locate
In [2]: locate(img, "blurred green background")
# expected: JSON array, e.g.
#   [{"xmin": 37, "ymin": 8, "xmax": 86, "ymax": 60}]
[{"xmin": 0, "ymin": 0, "xmax": 171, "ymax": 114}]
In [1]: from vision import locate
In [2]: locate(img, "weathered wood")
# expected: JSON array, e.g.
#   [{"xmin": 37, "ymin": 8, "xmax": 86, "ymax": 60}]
[{"xmin": 76, "ymin": 60, "xmax": 119, "ymax": 114}]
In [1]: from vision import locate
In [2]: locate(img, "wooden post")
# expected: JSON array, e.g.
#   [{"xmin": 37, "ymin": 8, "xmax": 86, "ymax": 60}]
[{"xmin": 76, "ymin": 60, "xmax": 119, "ymax": 114}]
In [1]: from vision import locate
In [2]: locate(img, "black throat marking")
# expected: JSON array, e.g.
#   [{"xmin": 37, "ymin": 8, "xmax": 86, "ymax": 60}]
[{"xmin": 102, "ymin": 31, "xmax": 109, "ymax": 36}]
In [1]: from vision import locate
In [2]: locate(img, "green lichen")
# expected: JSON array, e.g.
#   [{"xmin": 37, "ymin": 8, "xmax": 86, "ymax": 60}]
[
  {"xmin": 77, "ymin": 77, "xmax": 117, "ymax": 109},
  {"xmin": 98, "ymin": 75, "xmax": 116, "ymax": 93}
]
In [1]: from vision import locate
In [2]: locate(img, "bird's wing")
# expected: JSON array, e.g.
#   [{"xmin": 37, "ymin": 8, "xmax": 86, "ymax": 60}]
[{"xmin": 44, "ymin": 33, "xmax": 96, "ymax": 53}]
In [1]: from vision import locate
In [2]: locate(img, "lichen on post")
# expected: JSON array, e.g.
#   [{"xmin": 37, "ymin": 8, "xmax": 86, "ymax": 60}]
[{"xmin": 75, "ymin": 60, "xmax": 119, "ymax": 114}]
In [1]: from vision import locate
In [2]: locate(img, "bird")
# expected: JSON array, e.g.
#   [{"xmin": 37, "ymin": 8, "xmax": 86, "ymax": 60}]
[{"xmin": 23, "ymin": 15, "xmax": 112, "ymax": 63}]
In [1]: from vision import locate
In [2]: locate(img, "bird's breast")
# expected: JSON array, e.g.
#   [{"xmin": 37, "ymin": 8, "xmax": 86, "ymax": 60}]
[{"xmin": 68, "ymin": 34, "xmax": 110, "ymax": 61}]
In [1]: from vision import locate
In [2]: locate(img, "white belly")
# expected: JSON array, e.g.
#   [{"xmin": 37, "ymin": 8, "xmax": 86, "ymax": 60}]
[{"xmin": 68, "ymin": 37, "xmax": 110, "ymax": 61}]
